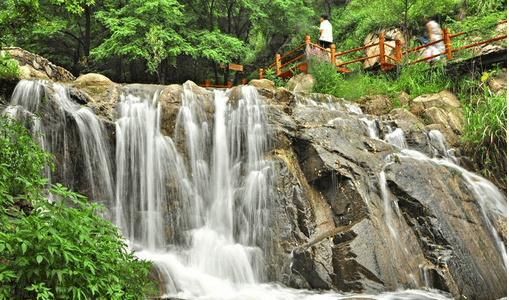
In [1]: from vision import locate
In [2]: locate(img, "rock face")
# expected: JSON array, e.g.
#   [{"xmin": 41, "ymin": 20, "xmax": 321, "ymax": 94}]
[
  {"xmin": 259, "ymin": 90, "xmax": 506, "ymax": 299},
  {"xmin": 286, "ymin": 73, "xmax": 314, "ymax": 94},
  {"xmin": 5, "ymin": 77, "xmax": 506, "ymax": 300},
  {"xmin": 2, "ymin": 47, "xmax": 75, "ymax": 82}
]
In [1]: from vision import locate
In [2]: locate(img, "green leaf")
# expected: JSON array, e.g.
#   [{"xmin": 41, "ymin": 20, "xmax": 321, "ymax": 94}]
[
  {"xmin": 21, "ymin": 242, "xmax": 27, "ymax": 254},
  {"xmin": 36, "ymin": 255, "xmax": 43, "ymax": 264}
]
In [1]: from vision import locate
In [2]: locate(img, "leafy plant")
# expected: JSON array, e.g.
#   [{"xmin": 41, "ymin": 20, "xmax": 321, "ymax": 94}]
[
  {"xmin": 461, "ymin": 91, "xmax": 506, "ymax": 183},
  {"xmin": 0, "ymin": 52, "xmax": 21, "ymax": 81},
  {"xmin": 0, "ymin": 116, "xmax": 156, "ymax": 300}
]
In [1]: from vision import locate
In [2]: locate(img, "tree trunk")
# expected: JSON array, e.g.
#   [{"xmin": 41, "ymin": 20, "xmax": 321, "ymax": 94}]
[{"xmin": 84, "ymin": 5, "xmax": 91, "ymax": 67}]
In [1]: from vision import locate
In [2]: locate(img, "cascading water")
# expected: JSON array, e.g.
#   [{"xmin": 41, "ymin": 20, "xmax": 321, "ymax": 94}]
[
  {"xmin": 4, "ymin": 79, "xmax": 505, "ymax": 300},
  {"xmin": 5, "ymin": 80, "xmax": 114, "ymax": 205}
]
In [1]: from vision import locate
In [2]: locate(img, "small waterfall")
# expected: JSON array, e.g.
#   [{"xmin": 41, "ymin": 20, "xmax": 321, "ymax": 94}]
[
  {"xmin": 360, "ymin": 117, "xmax": 379, "ymax": 139},
  {"xmin": 5, "ymin": 80, "xmax": 115, "ymax": 205},
  {"xmin": 345, "ymin": 103, "xmax": 362, "ymax": 115},
  {"xmin": 385, "ymin": 128, "xmax": 407, "ymax": 149},
  {"xmin": 114, "ymin": 92, "xmax": 175, "ymax": 251},
  {"xmin": 399, "ymin": 148, "xmax": 507, "ymax": 268}
]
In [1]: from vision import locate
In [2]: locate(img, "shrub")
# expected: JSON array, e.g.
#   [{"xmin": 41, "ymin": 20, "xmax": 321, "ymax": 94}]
[
  {"xmin": 0, "ymin": 116, "xmax": 156, "ymax": 300},
  {"xmin": 0, "ymin": 52, "xmax": 21, "ymax": 81},
  {"xmin": 461, "ymin": 91, "xmax": 507, "ymax": 181}
]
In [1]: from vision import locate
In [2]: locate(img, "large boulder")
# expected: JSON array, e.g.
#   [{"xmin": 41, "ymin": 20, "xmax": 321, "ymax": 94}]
[
  {"xmin": 286, "ymin": 73, "xmax": 314, "ymax": 94},
  {"xmin": 360, "ymin": 95, "xmax": 392, "ymax": 115},
  {"xmin": 410, "ymin": 90, "xmax": 461, "ymax": 115},
  {"xmin": 249, "ymin": 79, "xmax": 275, "ymax": 91},
  {"xmin": 1, "ymin": 47, "xmax": 75, "ymax": 82}
]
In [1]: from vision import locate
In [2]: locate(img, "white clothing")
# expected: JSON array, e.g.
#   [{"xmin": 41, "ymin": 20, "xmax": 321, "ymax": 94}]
[
  {"xmin": 319, "ymin": 20, "xmax": 333, "ymax": 43},
  {"xmin": 426, "ymin": 20, "xmax": 445, "ymax": 53}
]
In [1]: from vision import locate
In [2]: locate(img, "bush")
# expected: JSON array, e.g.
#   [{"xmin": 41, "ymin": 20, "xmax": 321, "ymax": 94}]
[
  {"xmin": 0, "ymin": 52, "xmax": 21, "ymax": 81},
  {"xmin": 461, "ymin": 90, "xmax": 507, "ymax": 182},
  {"xmin": 0, "ymin": 116, "xmax": 156, "ymax": 300}
]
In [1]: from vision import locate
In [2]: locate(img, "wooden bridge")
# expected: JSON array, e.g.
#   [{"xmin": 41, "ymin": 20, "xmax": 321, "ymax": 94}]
[
  {"xmin": 200, "ymin": 20, "xmax": 506, "ymax": 87},
  {"xmin": 259, "ymin": 20, "xmax": 507, "ymax": 79}
]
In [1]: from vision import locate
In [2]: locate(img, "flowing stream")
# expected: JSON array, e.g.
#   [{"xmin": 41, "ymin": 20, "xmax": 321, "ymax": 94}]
[{"xmin": 3, "ymin": 79, "xmax": 506, "ymax": 300}]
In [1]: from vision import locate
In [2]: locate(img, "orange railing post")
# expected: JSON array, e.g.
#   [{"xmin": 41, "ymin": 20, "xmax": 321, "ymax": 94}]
[
  {"xmin": 205, "ymin": 79, "xmax": 210, "ymax": 87},
  {"xmin": 330, "ymin": 44, "xmax": 336, "ymax": 66},
  {"xmin": 227, "ymin": 81, "xmax": 232, "ymax": 88},
  {"xmin": 276, "ymin": 54, "xmax": 282, "ymax": 76},
  {"xmin": 259, "ymin": 68, "xmax": 264, "ymax": 79},
  {"xmin": 443, "ymin": 28, "xmax": 453, "ymax": 60},
  {"xmin": 242, "ymin": 78, "xmax": 246, "ymax": 85},
  {"xmin": 395, "ymin": 40, "xmax": 402, "ymax": 62},
  {"xmin": 305, "ymin": 35, "xmax": 311, "ymax": 45},
  {"xmin": 379, "ymin": 33, "xmax": 386, "ymax": 68}
]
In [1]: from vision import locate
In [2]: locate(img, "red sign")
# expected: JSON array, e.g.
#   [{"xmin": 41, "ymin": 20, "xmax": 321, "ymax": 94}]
[{"xmin": 229, "ymin": 63, "xmax": 243, "ymax": 72}]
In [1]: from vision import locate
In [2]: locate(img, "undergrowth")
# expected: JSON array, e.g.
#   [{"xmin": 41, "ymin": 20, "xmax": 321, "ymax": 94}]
[{"xmin": 0, "ymin": 115, "xmax": 157, "ymax": 299}]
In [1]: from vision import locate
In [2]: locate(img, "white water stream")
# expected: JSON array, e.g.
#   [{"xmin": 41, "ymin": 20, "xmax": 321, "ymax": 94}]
[{"xmin": 4, "ymin": 79, "xmax": 505, "ymax": 300}]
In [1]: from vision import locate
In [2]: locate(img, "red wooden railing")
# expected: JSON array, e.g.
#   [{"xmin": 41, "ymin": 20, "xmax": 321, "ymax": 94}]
[
  {"xmin": 198, "ymin": 78, "xmax": 246, "ymax": 88},
  {"xmin": 259, "ymin": 20, "xmax": 507, "ymax": 79}
]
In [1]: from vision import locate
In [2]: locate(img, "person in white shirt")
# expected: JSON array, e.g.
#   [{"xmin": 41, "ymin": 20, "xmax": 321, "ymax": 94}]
[
  {"xmin": 423, "ymin": 17, "xmax": 445, "ymax": 61},
  {"xmin": 319, "ymin": 13, "xmax": 333, "ymax": 50}
]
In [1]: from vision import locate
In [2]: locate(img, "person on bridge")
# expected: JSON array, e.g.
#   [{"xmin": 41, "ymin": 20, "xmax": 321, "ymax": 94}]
[
  {"xmin": 423, "ymin": 17, "xmax": 445, "ymax": 61},
  {"xmin": 319, "ymin": 13, "xmax": 333, "ymax": 50}
]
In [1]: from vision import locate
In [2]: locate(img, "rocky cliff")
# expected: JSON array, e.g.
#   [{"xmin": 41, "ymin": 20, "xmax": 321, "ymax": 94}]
[{"xmin": 3, "ymin": 72, "xmax": 506, "ymax": 300}]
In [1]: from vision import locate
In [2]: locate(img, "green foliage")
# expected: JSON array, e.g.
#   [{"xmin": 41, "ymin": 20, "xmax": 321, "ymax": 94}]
[
  {"xmin": 0, "ymin": 115, "xmax": 51, "ymax": 199},
  {"xmin": 0, "ymin": 184, "xmax": 156, "ymax": 300},
  {"xmin": 93, "ymin": 0, "xmax": 188, "ymax": 76},
  {"xmin": 263, "ymin": 68, "xmax": 288, "ymax": 89},
  {"xmin": 461, "ymin": 83, "xmax": 507, "ymax": 180},
  {"xmin": 0, "ymin": 52, "xmax": 21, "ymax": 80},
  {"xmin": 0, "ymin": 116, "xmax": 156, "ymax": 299}
]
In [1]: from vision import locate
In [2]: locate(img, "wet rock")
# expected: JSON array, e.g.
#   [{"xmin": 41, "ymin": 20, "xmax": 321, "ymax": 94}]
[
  {"xmin": 385, "ymin": 160, "xmax": 507, "ymax": 299},
  {"xmin": 274, "ymin": 87, "xmax": 294, "ymax": 104},
  {"xmin": 361, "ymin": 95, "xmax": 392, "ymax": 115},
  {"xmin": 286, "ymin": 73, "xmax": 314, "ymax": 94},
  {"xmin": 68, "ymin": 88, "xmax": 90, "ymax": 105},
  {"xmin": 249, "ymin": 79, "xmax": 275, "ymax": 91}
]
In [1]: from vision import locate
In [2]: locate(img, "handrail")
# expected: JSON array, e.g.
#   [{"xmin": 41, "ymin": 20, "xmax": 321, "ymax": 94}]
[
  {"xmin": 402, "ymin": 38, "xmax": 445, "ymax": 55},
  {"xmin": 335, "ymin": 42, "xmax": 378, "ymax": 57},
  {"xmin": 338, "ymin": 53, "xmax": 378, "ymax": 67},
  {"xmin": 451, "ymin": 34, "xmax": 507, "ymax": 52},
  {"xmin": 281, "ymin": 54, "xmax": 305, "ymax": 69},
  {"xmin": 309, "ymin": 43, "xmax": 331, "ymax": 53},
  {"xmin": 281, "ymin": 42, "xmax": 308, "ymax": 60},
  {"xmin": 259, "ymin": 20, "xmax": 506, "ymax": 79}
]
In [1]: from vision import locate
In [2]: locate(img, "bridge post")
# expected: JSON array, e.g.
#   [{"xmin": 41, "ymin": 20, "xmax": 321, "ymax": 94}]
[
  {"xmin": 259, "ymin": 68, "xmax": 264, "ymax": 79},
  {"xmin": 242, "ymin": 78, "xmax": 246, "ymax": 85},
  {"xmin": 227, "ymin": 81, "xmax": 232, "ymax": 88},
  {"xmin": 330, "ymin": 44, "xmax": 336, "ymax": 66},
  {"xmin": 205, "ymin": 79, "xmax": 210, "ymax": 87},
  {"xmin": 379, "ymin": 33, "xmax": 386, "ymax": 68},
  {"xmin": 276, "ymin": 54, "xmax": 282, "ymax": 76},
  {"xmin": 443, "ymin": 28, "xmax": 453, "ymax": 60},
  {"xmin": 395, "ymin": 40, "xmax": 402, "ymax": 62},
  {"xmin": 305, "ymin": 35, "xmax": 311, "ymax": 45}
]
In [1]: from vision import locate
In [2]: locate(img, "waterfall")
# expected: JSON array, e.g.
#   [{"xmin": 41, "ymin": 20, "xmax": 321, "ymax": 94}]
[
  {"xmin": 5, "ymin": 80, "xmax": 114, "ymax": 205},
  {"xmin": 5, "ymin": 79, "xmax": 504, "ymax": 300}
]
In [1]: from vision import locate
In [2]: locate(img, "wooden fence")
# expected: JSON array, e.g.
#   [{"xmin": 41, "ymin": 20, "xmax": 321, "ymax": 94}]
[
  {"xmin": 198, "ymin": 78, "xmax": 246, "ymax": 88},
  {"xmin": 259, "ymin": 20, "xmax": 507, "ymax": 79}
]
